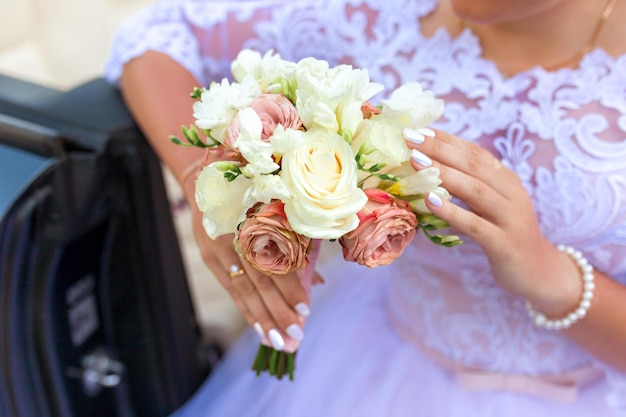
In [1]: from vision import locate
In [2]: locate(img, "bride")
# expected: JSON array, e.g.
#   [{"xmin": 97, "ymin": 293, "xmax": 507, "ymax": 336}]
[{"xmin": 105, "ymin": 0, "xmax": 626, "ymax": 415}]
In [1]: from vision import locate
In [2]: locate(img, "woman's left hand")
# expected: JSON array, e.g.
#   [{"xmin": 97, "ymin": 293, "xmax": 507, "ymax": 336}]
[{"xmin": 405, "ymin": 128, "xmax": 582, "ymax": 316}]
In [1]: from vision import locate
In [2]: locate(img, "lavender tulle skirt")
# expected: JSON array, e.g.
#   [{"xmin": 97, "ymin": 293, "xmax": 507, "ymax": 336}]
[{"xmin": 170, "ymin": 252, "xmax": 624, "ymax": 417}]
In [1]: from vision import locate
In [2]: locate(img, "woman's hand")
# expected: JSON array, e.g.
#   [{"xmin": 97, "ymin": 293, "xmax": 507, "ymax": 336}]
[
  {"xmin": 404, "ymin": 128, "xmax": 582, "ymax": 317},
  {"xmin": 182, "ymin": 171, "xmax": 316, "ymax": 353}
]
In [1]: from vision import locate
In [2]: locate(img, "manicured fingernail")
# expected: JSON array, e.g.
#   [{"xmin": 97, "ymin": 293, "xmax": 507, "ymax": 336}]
[
  {"xmin": 428, "ymin": 191, "xmax": 443, "ymax": 207},
  {"xmin": 403, "ymin": 128, "xmax": 425, "ymax": 144},
  {"xmin": 295, "ymin": 302, "xmax": 310, "ymax": 317},
  {"xmin": 286, "ymin": 324, "xmax": 304, "ymax": 341},
  {"xmin": 418, "ymin": 127, "xmax": 436, "ymax": 137},
  {"xmin": 268, "ymin": 329, "xmax": 285, "ymax": 351},
  {"xmin": 411, "ymin": 149, "xmax": 432, "ymax": 167},
  {"xmin": 253, "ymin": 322, "xmax": 265, "ymax": 339}
]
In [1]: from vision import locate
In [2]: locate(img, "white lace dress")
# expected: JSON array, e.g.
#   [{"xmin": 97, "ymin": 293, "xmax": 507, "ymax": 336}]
[{"xmin": 105, "ymin": 0, "xmax": 626, "ymax": 415}]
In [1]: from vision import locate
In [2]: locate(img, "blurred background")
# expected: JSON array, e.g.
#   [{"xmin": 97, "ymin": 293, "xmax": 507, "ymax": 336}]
[
  {"xmin": 0, "ymin": 0, "xmax": 154, "ymax": 90},
  {"xmin": 0, "ymin": 0, "xmax": 246, "ymax": 349}
]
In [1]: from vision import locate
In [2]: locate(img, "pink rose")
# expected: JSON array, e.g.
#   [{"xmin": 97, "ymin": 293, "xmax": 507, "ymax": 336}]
[
  {"xmin": 339, "ymin": 188, "xmax": 418, "ymax": 268},
  {"xmin": 237, "ymin": 200, "xmax": 312, "ymax": 275},
  {"xmin": 225, "ymin": 94, "xmax": 302, "ymax": 150}
]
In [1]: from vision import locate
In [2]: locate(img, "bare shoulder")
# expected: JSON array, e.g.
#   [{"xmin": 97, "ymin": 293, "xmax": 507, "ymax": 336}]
[{"xmin": 599, "ymin": 0, "xmax": 626, "ymax": 57}]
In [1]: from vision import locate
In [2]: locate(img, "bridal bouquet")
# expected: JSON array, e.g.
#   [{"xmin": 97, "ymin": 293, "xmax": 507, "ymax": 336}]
[{"xmin": 171, "ymin": 49, "xmax": 460, "ymax": 380}]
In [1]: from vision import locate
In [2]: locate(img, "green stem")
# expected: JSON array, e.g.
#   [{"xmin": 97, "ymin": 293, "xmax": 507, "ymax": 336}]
[{"xmin": 251, "ymin": 344, "xmax": 298, "ymax": 380}]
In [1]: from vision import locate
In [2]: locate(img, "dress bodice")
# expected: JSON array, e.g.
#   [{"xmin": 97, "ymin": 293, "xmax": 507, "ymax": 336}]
[{"xmin": 105, "ymin": 0, "xmax": 626, "ymax": 405}]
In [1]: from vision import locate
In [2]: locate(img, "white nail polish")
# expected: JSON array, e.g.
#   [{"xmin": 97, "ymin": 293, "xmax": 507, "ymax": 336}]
[
  {"xmin": 428, "ymin": 191, "xmax": 443, "ymax": 207},
  {"xmin": 411, "ymin": 149, "xmax": 432, "ymax": 167},
  {"xmin": 403, "ymin": 128, "xmax": 425, "ymax": 144},
  {"xmin": 286, "ymin": 324, "xmax": 304, "ymax": 341},
  {"xmin": 295, "ymin": 302, "xmax": 310, "ymax": 317},
  {"xmin": 253, "ymin": 322, "xmax": 265, "ymax": 339},
  {"xmin": 418, "ymin": 127, "xmax": 436, "ymax": 137},
  {"xmin": 268, "ymin": 329, "xmax": 285, "ymax": 351}
]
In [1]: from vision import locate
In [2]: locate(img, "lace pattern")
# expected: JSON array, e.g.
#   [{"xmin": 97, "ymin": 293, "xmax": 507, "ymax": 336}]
[{"xmin": 104, "ymin": 0, "xmax": 626, "ymax": 407}]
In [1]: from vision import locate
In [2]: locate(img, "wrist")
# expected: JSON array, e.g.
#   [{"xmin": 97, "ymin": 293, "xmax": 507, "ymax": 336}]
[
  {"xmin": 526, "ymin": 246, "xmax": 582, "ymax": 315},
  {"xmin": 177, "ymin": 159, "xmax": 204, "ymax": 205},
  {"xmin": 526, "ymin": 245, "xmax": 595, "ymax": 330}
]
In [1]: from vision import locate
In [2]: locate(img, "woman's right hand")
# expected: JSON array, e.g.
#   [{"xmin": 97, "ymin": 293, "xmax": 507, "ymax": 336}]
[{"xmin": 182, "ymin": 172, "xmax": 316, "ymax": 352}]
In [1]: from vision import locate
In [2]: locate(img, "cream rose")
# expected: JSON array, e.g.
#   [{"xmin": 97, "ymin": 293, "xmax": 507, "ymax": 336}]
[{"xmin": 281, "ymin": 128, "xmax": 368, "ymax": 239}]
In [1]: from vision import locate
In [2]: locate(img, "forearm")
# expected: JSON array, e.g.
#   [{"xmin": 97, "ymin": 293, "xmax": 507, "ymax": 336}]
[
  {"xmin": 119, "ymin": 51, "xmax": 206, "ymax": 186},
  {"xmin": 564, "ymin": 270, "xmax": 626, "ymax": 372}
]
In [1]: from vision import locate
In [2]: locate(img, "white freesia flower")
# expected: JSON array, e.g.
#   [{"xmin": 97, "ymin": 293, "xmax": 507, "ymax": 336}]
[
  {"xmin": 242, "ymin": 174, "xmax": 291, "ymax": 208},
  {"xmin": 382, "ymin": 166, "xmax": 451, "ymax": 214},
  {"xmin": 281, "ymin": 128, "xmax": 367, "ymax": 239},
  {"xmin": 195, "ymin": 162, "xmax": 251, "ymax": 239},
  {"xmin": 193, "ymin": 76, "xmax": 261, "ymax": 142},
  {"xmin": 351, "ymin": 117, "xmax": 410, "ymax": 184},
  {"xmin": 295, "ymin": 58, "xmax": 383, "ymax": 136},
  {"xmin": 235, "ymin": 108, "xmax": 280, "ymax": 176},
  {"xmin": 231, "ymin": 49, "xmax": 297, "ymax": 95},
  {"xmin": 270, "ymin": 125, "xmax": 305, "ymax": 157},
  {"xmin": 381, "ymin": 82, "xmax": 444, "ymax": 128},
  {"xmin": 385, "ymin": 166, "xmax": 444, "ymax": 196},
  {"xmin": 410, "ymin": 187, "xmax": 451, "ymax": 214}
]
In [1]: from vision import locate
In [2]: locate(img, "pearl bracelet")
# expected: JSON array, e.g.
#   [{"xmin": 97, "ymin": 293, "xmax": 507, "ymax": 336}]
[{"xmin": 526, "ymin": 244, "xmax": 595, "ymax": 330}]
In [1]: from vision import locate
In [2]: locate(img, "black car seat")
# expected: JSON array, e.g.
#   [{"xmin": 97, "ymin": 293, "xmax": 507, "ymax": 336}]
[{"xmin": 0, "ymin": 74, "xmax": 214, "ymax": 417}]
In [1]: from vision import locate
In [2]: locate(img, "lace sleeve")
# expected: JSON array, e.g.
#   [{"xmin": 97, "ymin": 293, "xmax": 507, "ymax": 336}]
[
  {"xmin": 104, "ymin": 0, "xmax": 287, "ymax": 87},
  {"xmin": 104, "ymin": 2, "xmax": 207, "ymax": 86}
]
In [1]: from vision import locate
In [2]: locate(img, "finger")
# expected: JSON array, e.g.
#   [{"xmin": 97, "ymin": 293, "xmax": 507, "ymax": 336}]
[
  {"xmin": 409, "ymin": 148, "xmax": 511, "ymax": 223},
  {"xmin": 228, "ymin": 268, "xmax": 299, "ymax": 351},
  {"xmin": 404, "ymin": 128, "xmax": 519, "ymax": 198},
  {"xmin": 245, "ymin": 268, "xmax": 307, "ymax": 345},
  {"xmin": 424, "ymin": 190, "xmax": 504, "ymax": 252},
  {"xmin": 195, "ymin": 231, "xmax": 290, "ymax": 347}
]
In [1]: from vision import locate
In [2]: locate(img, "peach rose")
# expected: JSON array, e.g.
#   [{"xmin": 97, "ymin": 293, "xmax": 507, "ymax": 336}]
[
  {"xmin": 225, "ymin": 93, "xmax": 302, "ymax": 150},
  {"xmin": 237, "ymin": 200, "xmax": 312, "ymax": 275},
  {"xmin": 339, "ymin": 188, "xmax": 418, "ymax": 268}
]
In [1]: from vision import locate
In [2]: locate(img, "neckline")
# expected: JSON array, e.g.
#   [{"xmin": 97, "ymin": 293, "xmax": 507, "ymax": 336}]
[{"xmin": 445, "ymin": 25, "xmax": 621, "ymax": 83}]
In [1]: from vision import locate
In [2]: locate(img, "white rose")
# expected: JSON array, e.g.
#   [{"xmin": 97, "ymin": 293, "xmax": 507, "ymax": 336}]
[
  {"xmin": 193, "ymin": 76, "xmax": 261, "ymax": 142},
  {"xmin": 381, "ymin": 82, "xmax": 444, "ymax": 128},
  {"xmin": 195, "ymin": 162, "xmax": 251, "ymax": 239},
  {"xmin": 281, "ymin": 128, "xmax": 367, "ymax": 239}
]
